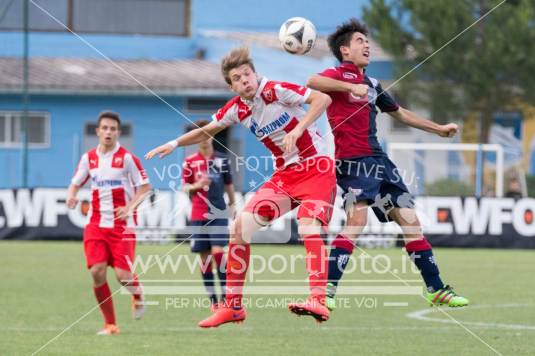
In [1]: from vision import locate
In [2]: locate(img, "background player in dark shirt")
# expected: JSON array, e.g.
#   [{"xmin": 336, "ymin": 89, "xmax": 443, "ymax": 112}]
[
  {"xmin": 307, "ymin": 19, "xmax": 468, "ymax": 309},
  {"xmin": 182, "ymin": 120, "xmax": 235, "ymax": 311}
]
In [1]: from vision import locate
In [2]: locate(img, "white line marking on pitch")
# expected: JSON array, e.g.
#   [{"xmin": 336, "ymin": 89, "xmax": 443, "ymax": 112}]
[
  {"xmin": 406, "ymin": 304, "xmax": 535, "ymax": 330},
  {"xmin": 384, "ymin": 302, "xmax": 409, "ymax": 307}
]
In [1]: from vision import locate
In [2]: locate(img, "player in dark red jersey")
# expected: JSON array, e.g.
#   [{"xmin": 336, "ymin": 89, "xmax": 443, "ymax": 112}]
[
  {"xmin": 146, "ymin": 47, "xmax": 336, "ymax": 327},
  {"xmin": 67, "ymin": 111, "xmax": 152, "ymax": 335},
  {"xmin": 307, "ymin": 19, "xmax": 468, "ymax": 309},
  {"xmin": 182, "ymin": 120, "xmax": 235, "ymax": 312}
]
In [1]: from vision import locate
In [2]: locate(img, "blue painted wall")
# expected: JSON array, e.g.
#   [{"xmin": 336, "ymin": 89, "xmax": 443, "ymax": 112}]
[
  {"xmin": 193, "ymin": 0, "xmax": 367, "ymax": 34},
  {"xmin": 0, "ymin": 94, "xmax": 278, "ymax": 189},
  {"xmin": 0, "ymin": 31, "xmax": 195, "ymax": 59}
]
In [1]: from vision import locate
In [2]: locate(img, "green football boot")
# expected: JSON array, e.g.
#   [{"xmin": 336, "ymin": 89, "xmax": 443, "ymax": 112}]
[
  {"xmin": 325, "ymin": 282, "xmax": 337, "ymax": 311},
  {"xmin": 427, "ymin": 285, "xmax": 469, "ymax": 307}
]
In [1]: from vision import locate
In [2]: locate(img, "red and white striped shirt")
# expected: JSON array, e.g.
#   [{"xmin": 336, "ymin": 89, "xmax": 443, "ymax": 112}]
[
  {"xmin": 213, "ymin": 77, "xmax": 327, "ymax": 169},
  {"xmin": 71, "ymin": 143, "xmax": 149, "ymax": 229}
]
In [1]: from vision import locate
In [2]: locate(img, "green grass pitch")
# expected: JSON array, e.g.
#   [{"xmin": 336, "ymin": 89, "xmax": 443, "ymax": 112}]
[{"xmin": 1, "ymin": 241, "xmax": 534, "ymax": 355}]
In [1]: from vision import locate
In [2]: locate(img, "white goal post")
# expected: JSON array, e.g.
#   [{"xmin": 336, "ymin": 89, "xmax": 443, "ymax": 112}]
[{"xmin": 387, "ymin": 143, "xmax": 505, "ymax": 197}]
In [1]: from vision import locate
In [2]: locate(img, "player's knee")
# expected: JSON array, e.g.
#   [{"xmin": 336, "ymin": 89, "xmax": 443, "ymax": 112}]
[
  {"xmin": 115, "ymin": 269, "xmax": 133, "ymax": 285},
  {"xmin": 90, "ymin": 264, "xmax": 107, "ymax": 284},
  {"xmin": 345, "ymin": 214, "xmax": 367, "ymax": 237},
  {"xmin": 229, "ymin": 219, "xmax": 245, "ymax": 244},
  {"xmin": 229, "ymin": 219, "xmax": 240, "ymax": 236}
]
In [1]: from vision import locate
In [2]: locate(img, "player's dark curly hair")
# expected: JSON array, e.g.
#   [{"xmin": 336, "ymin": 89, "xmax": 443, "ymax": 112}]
[{"xmin": 327, "ymin": 18, "xmax": 368, "ymax": 62}]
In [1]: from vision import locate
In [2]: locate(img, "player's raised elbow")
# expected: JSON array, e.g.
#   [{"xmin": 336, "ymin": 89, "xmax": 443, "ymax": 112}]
[
  {"xmin": 307, "ymin": 90, "xmax": 331, "ymax": 109},
  {"xmin": 306, "ymin": 75, "xmax": 322, "ymax": 90}
]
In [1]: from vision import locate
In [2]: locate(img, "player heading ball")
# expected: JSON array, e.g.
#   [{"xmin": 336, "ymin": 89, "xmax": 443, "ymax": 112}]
[{"xmin": 146, "ymin": 47, "xmax": 336, "ymax": 327}]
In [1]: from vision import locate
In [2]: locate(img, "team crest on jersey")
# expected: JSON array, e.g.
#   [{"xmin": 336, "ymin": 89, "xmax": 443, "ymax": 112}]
[
  {"xmin": 260, "ymin": 87, "xmax": 277, "ymax": 104},
  {"xmin": 112, "ymin": 155, "xmax": 125, "ymax": 168}
]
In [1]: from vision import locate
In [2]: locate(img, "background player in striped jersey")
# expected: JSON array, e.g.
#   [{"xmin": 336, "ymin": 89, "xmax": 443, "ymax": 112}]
[
  {"xmin": 307, "ymin": 19, "xmax": 468, "ymax": 310},
  {"xmin": 182, "ymin": 120, "xmax": 236, "ymax": 312},
  {"xmin": 67, "ymin": 111, "xmax": 152, "ymax": 335},
  {"xmin": 146, "ymin": 47, "xmax": 336, "ymax": 327}
]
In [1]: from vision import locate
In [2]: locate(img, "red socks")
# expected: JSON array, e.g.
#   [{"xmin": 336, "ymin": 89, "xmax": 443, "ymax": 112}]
[
  {"xmin": 405, "ymin": 238, "xmax": 432, "ymax": 252},
  {"xmin": 331, "ymin": 234, "xmax": 355, "ymax": 254},
  {"xmin": 129, "ymin": 273, "xmax": 143, "ymax": 302},
  {"xmin": 93, "ymin": 283, "xmax": 116, "ymax": 325},
  {"xmin": 225, "ymin": 243, "xmax": 250, "ymax": 309},
  {"xmin": 303, "ymin": 234, "xmax": 328, "ymax": 302}
]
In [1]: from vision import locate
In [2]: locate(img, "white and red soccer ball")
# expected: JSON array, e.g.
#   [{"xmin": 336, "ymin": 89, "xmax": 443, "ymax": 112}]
[{"xmin": 278, "ymin": 17, "xmax": 317, "ymax": 55}]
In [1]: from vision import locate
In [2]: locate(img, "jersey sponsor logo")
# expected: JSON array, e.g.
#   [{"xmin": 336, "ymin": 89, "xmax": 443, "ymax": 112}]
[
  {"xmin": 349, "ymin": 92, "xmax": 368, "ymax": 103},
  {"xmin": 343, "ymin": 72, "xmax": 359, "ymax": 80},
  {"xmin": 251, "ymin": 112, "xmax": 291, "ymax": 138},
  {"xmin": 91, "ymin": 176, "xmax": 123, "ymax": 188},
  {"xmin": 348, "ymin": 86, "xmax": 377, "ymax": 105}
]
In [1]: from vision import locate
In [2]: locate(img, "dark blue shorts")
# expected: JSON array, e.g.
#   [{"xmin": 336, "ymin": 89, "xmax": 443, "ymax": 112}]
[
  {"xmin": 336, "ymin": 156, "xmax": 413, "ymax": 222},
  {"xmin": 189, "ymin": 219, "xmax": 229, "ymax": 253}
]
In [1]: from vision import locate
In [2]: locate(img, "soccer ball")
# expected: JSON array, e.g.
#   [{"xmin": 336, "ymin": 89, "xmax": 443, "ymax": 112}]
[{"xmin": 278, "ymin": 17, "xmax": 317, "ymax": 55}]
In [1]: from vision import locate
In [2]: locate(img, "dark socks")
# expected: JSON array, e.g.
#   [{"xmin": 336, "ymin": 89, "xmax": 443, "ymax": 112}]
[{"xmin": 405, "ymin": 238, "xmax": 444, "ymax": 293}]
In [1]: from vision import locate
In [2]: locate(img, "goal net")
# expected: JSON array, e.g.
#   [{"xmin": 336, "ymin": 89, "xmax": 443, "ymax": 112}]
[{"xmin": 387, "ymin": 143, "xmax": 504, "ymax": 197}]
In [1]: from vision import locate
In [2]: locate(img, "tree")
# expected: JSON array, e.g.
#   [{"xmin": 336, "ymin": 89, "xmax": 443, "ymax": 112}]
[{"xmin": 363, "ymin": 0, "xmax": 535, "ymax": 142}]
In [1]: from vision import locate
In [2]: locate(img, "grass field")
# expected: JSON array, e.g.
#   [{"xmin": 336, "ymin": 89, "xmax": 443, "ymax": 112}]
[{"xmin": 1, "ymin": 241, "xmax": 535, "ymax": 355}]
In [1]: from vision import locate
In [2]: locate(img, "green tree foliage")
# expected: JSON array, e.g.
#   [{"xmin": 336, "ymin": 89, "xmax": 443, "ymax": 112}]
[
  {"xmin": 425, "ymin": 178, "xmax": 474, "ymax": 196},
  {"xmin": 363, "ymin": 0, "xmax": 535, "ymax": 141}
]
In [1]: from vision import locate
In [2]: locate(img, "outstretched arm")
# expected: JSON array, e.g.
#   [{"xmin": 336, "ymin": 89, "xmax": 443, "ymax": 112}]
[
  {"xmin": 282, "ymin": 90, "xmax": 331, "ymax": 152},
  {"xmin": 307, "ymin": 74, "xmax": 368, "ymax": 97},
  {"xmin": 388, "ymin": 107, "xmax": 458, "ymax": 137},
  {"xmin": 145, "ymin": 121, "xmax": 224, "ymax": 160}
]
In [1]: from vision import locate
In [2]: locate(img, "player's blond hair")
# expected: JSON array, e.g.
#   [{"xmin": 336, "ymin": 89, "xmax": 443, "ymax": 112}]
[{"xmin": 221, "ymin": 47, "xmax": 256, "ymax": 85}]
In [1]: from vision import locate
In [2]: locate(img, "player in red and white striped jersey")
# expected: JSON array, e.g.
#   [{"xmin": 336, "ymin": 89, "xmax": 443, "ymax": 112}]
[
  {"xmin": 146, "ymin": 47, "xmax": 336, "ymax": 327},
  {"xmin": 67, "ymin": 111, "xmax": 152, "ymax": 335},
  {"xmin": 213, "ymin": 77, "xmax": 327, "ymax": 169}
]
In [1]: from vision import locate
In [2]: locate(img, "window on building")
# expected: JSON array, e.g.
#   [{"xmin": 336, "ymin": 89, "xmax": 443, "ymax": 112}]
[
  {"xmin": 0, "ymin": 0, "xmax": 190, "ymax": 36},
  {"xmin": 0, "ymin": 112, "xmax": 50, "ymax": 147},
  {"xmin": 0, "ymin": 0, "xmax": 67, "ymax": 31},
  {"xmin": 186, "ymin": 98, "xmax": 230, "ymax": 113}
]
